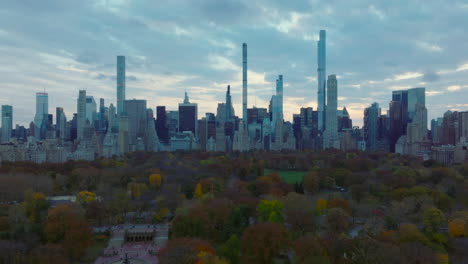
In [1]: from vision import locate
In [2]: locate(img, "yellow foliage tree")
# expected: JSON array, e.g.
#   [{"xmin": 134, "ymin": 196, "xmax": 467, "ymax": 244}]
[
  {"xmin": 77, "ymin": 191, "xmax": 96, "ymax": 204},
  {"xmin": 317, "ymin": 199, "xmax": 327, "ymax": 214},
  {"xmin": 24, "ymin": 190, "xmax": 48, "ymax": 223},
  {"xmin": 128, "ymin": 182, "xmax": 148, "ymax": 198},
  {"xmin": 154, "ymin": 208, "xmax": 170, "ymax": 222},
  {"xmin": 149, "ymin": 173, "xmax": 163, "ymax": 188},
  {"xmin": 448, "ymin": 218, "xmax": 465, "ymax": 237},
  {"xmin": 194, "ymin": 183, "xmax": 203, "ymax": 198}
]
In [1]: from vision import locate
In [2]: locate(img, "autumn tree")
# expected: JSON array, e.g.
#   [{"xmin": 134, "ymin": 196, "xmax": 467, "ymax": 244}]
[
  {"xmin": 293, "ymin": 235, "xmax": 330, "ymax": 264},
  {"xmin": 158, "ymin": 238, "xmax": 214, "ymax": 264},
  {"xmin": 127, "ymin": 182, "xmax": 148, "ymax": 198},
  {"xmin": 448, "ymin": 218, "xmax": 465, "ymax": 237},
  {"xmin": 281, "ymin": 192, "xmax": 316, "ymax": 234},
  {"xmin": 23, "ymin": 189, "xmax": 48, "ymax": 223},
  {"xmin": 44, "ymin": 205, "xmax": 93, "ymax": 260},
  {"xmin": 77, "ymin": 190, "xmax": 96, "ymax": 205},
  {"xmin": 256, "ymin": 199, "xmax": 284, "ymax": 223},
  {"xmin": 326, "ymin": 208, "xmax": 350, "ymax": 234},
  {"xmin": 194, "ymin": 183, "xmax": 203, "ymax": 198},
  {"xmin": 328, "ymin": 198, "xmax": 351, "ymax": 214},
  {"xmin": 317, "ymin": 198, "xmax": 328, "ymax": 214},
  {"xmin": 422, "ymin": 207, "xmax": 446, "ymax": 233},
  {"xmin": 303, "ymin": 171, "xmax": 319, "ymax": 194},
  {"xmin": 241, "ymin": 222, "xmax": 291, "ymax": 264},
  {"xmin": 149, "ymin": 173, "xmax": 163, "ymax": 188},
  {"xmin": 217, "ymin": 234, "xmax": 241, "ymax": 264}
]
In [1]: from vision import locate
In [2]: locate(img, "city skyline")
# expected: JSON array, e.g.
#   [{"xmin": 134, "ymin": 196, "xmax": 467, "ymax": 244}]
[{"xmin": 1, "ymin": 1, "xmax": 468, "ymax": 127}]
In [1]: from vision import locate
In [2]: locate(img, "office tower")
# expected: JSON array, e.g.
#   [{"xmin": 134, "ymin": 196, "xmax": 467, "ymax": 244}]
[
  {"xmin": 323, "ymin": 75, "xmax": 339, "ymax": 149},
  {"xmin": 338, "ymin": 107, "xmax": 352, "ymax": 131},
  {"xmin": 156, "ymin": 106, "xmax": 169, "ymax": 143},
  {"xmin": 198, "ymin": 119, "xmax": 208, "ymax": 151},
  {"xmin": 216, "ymin": 103, "xmax": 226, "ymax": 124},
  {"xmin": 34, "ymin": 92, "xmax": 48, "ymax": 130},
  {"xmin": 276, "ymin": 75, "xmax": 284, "ymax": 121},
  {"xmin": 226, "ymin": 85, "xmax": 233, "ymax": 122},
  {"xmin": 364, "ymin": 103, "xmax": 380, "ymax": 150},
  {"xmin": 242, "ymin": 43, "xmax": 247, "ymax": 123},
  {"xmin": 117, "ymin": 55, "xmax": 126, "ymax": 115},
  {"xmin": 99, "ymin": 98, "xmax": 106, "ymax": 133},
  {"xmin": 77, "ymin": 90, "xmax": 87, "ymax": 140},
  {"xmin": 317, "ymin": 30, "xmax": 326, "ymax": 131},
  {"xmin": 118, "ymin": 113, "xmax": 130, "ymax": 154},
  {"xmin": 442, "ymin": 111, "xmax": 458, "ymax": 145},
  {"xmin": 179, "ymin": 92, "xmax": 198, "ymax": 137},
  {"xmin": 57, "ymin": 110, "xmax": 67, "ymax": 140},
  {"xmin": 146, "ymin": 109, "xmax": 159, "ymax": 152},
  {"xmin": 167, "ymin": 111, "xmax": 179, "ymax": 138},
  {"xmin": 459, "ymin": 112, "xmax": 468, "ymax": 143},
  {"xmin": 300, "ymin": 107, "xmax": 314, "ymax": 128},
  {"xmin": 85, "ymin": 96, "xmax": 97, "ymax": 124},
  {"xmin": 206, "ymin": 113, "xmax": 216, "ymax": 122},
  {"xmin": 247, "ymin": 107, "xmax": 268, "ymax": 125},
  {"xmin": 56, "ymin": 107, "xmax": 64, "ymax": 126},
  {"xmin": 1, "ymin": 105, "xmax": 13, "ymax": 143},
  {"xmin": 123, "ymin": 99, "xmax": 147, "ymax": 150},
  {"xmin": 108, "ymin": 103, "xmax": 117, "ymax": 133}
]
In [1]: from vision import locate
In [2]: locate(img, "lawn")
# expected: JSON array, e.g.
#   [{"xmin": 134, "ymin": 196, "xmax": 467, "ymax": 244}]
[{"xmin": 264, "ymin": 169, "xmax": 307, "ymax": 184}]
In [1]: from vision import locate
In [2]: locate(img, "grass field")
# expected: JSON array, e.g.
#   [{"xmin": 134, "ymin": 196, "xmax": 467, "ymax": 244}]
[{"xmin": 264, "ymin": 169, "xmax": 307, "ymax": 184}]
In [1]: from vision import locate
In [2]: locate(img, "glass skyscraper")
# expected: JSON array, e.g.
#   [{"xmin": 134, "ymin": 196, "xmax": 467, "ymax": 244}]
[
  {"xmin": 317, "ymin": 30, "xmax": 326, "ymax": 131},
  {"xmin": 117, "ymin": 55, "xmax": 126, "ymax": 116},
  {"xmin": 34, "ymin": 92, "xmax": 48, "ymax": 128},
  {"xmin": 1, "ymin": 105, "xmax": 13, "ymax": 143}
]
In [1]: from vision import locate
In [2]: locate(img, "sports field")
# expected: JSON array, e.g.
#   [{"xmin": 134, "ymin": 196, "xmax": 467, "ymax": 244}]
[{"xmin": 264, "ymin": 169, "xmax": 307, "ymax": 184}]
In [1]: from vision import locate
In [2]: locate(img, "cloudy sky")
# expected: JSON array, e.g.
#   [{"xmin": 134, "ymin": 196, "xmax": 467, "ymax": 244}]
[{"xmin": 1, "ymin": 0, "xmax": 468, "ymax": 127}]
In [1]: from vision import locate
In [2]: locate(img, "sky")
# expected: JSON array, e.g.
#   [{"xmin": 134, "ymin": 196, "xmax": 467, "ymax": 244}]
[{"xmin": 1, "ymin": 0, "xmax": 468, "ymax": 127}]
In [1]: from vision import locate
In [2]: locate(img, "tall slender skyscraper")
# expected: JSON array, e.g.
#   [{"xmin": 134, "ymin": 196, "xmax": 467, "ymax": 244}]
[
  {"xmin": 77, "ymin": 90, "xmax": 87, "ymax": 140},
  {"xmin": 242, "ymin": 43, "xmax": 247, "ymax": 124},
  {"xmin": 226, "ymin": 85, "xmax": 233, "ymax": 122},
  {"xmin": 34, "ymin": 92, "xmax": 48, "ymax": 128},
  {"xmin": 117, "ymin": 55, "xmax": 126, "ymax": 116},
  {"xmin": 276, "ymin": 75, "xmax": 283, "ymax": 121},
  {"xmin": 323, "ymin": 75, "xmax": 338, "ymax": 149},
  {"xmin": 179, "ymin": 92, "xmax": 198, "ymax": 137},
  {"xmin": 317, "ymin": 30, "xmax": 326, "ymax": 131},
  {"xmin": 1, "ymin": 105, "xmax": 13, "ymax": 143}
]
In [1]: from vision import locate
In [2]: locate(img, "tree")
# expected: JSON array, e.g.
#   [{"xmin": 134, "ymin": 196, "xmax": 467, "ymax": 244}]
[
  {"xmin": 77, "ymin": 190, "xmax": 96, "ymax": 205},
  {"xmin": 44, "ymin": 205, "xmax": 93, "ymax": 260},
  {"xmin": 281, "ymin": 193, "xmax": 316, "ymax": 234},
  {"xmin": 29, "ymin": 244, "xmax": 70, "ymax": 264},
  {"xmin": 194, "ymin": 183, "xmax": 203, "ymax": 198},
  {"xmin": 448, "ymin": 218, "xmax": 465, "ymax": 237},
  {"xmin": 149, "ymin": 173, "xmax": 163, "ymax": 188},
  {"xmin": 303, "ymin": 171, "xmax": 319, "ymax": 194},
  {"xmin": 23, "ymin": 189, "xmax": 48, "ymax": 223},
  {"xmin": 159, "ymin": 238, "xmax": 214, "ymax": 264},
  {"xmin": 241, "ymin": 222, "xmax": 291, "ymax": 264},
  {"xmin": 218, "ymin": 235, "xmax": 241, "ymax": 264},
  {"xmin": 127, "ymin": 182, "xmax": 148, "ymax": 198},
  {"xmin": 328, "ymin": 198, "xmax": 351, "ymax": 214},
  {"xmin": 317, "ymin": 199, "xmax": 328, "ymax": 214},
  {"xmin": 397, "ymin": 224, "xmax": 430, "ymax": 246},
  {"xmin": 422, "ymin": 207, "xmax": 445, "ymax": 233},
  {"xmin": 326, "ymin": 208, "xmax": 350, "ymax": 234},
  {"xmin": 256, "ymin": 200, "xmax": 284, "ymax": 223},
  {"xmin": 293, "ymin": 235, "xmax": 330, "ymax": 264}
]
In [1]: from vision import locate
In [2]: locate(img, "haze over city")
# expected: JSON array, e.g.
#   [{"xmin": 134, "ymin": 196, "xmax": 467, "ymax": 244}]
[{"xmin": 1, "ymin": 0, "xmax": 468, "ymax": 127}]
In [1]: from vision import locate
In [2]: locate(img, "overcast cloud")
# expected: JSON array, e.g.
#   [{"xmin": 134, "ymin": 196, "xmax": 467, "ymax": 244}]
[{"xmin": 1, "ymin": 0, "xmax": 468, "ymax": 127}]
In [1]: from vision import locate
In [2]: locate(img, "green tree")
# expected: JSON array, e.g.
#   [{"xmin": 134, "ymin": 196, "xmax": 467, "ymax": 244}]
[
  {"xmin": 422, "ymin": 207, "xmax": 446, "ymax": 233},
  {"xmin": 256, "ymin": 200, "xmax": 284, "ymax": 223},
  {"xmin": 23, "ymin": 190, "xmax": 48, "ymax": 223},
  {"xmin": 218, "ymin": 235, "xmax": 241, "ymax": 264}
]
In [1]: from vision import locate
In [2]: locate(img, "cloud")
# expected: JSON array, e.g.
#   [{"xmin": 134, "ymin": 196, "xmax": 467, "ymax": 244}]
[
  {"xmin": 421, "ymin": 70, "xmax": 440, "ymax": 82},
  {"xmin": 447, "ymin": 85, "xmax": 461, "ymax": 91}
]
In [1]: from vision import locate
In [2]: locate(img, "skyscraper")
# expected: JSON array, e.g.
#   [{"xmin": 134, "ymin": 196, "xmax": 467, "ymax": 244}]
[
  {"xmin": 77, "ymin": 90, "xmax": 87, "ymax": 140},
  {"xmin": 317, "ymin": 30, "xmax": 326, "ymax": 131},
  {"xmin": 1, "ymin": 105, "xmax": 13, "ymax": 143},
  {"xmin": 34, "ymin": 92, "xmax": 48, "ymax": 129},
  {"xmin": 276, "ymin": 75, "xmax": 284, "ymax": 122},
  {"xmin": 323, "ymin": 75, "xmax": 338, "ymax": 149},
  {"xmin": 85, "ymin": 96, "xmax": 97, "ymax": 125},
  {"xmin": 178, "ymin": 92, "xmax": 198, "ymax": 137},
  {"xmin": 225, "ymin": 85, "xmax": 233, "ymax": 122},
  {"xmin": 117, "ymin": 55, "xmax": 126, "ymax": 116},
  {"xmin": 156, "ymin": 106, "xmax": 169, "ymax": 143},
  {"xmin": 108, "ymin": 103, "xmax": 117, "ymax": 133},
  {"xmin": 123, "ymin": 99, "xmax": 147, "ymax": 150},
  {"xmin": 242, "ymin": 43, "xmax": 247, "ymax": 124},
  {"xmin": 364, "ymin": 103, "xmax": 380, "ymax": 150}
]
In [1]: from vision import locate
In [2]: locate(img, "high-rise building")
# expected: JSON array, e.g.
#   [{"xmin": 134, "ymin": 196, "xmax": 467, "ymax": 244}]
[
  {"xmin": 247, "ymin": 107, "xmax": 268, "ymax": 125},
  {"xmin": 317, "ymin": 30, "xmax": 326, "ymax": 131},
  {"xmin": 34, "ymin": 92, "xmax": 48, "ymax": 131},
  {"xmin": 108, "ymin": 103, "xmax": 117, "ymax": 133},
  {"xmin": 364, "ymin": 103, "xmax": 380, "ymax": 150},
  {"xmin": 1, "ymin": 105, "xmax": 13, "ymax": 143},
  {"xmin": 242, "ymin": 43, "xmax": 247, "ymax": 124},
  {"xmin": 117, "ymin": 55, "xmax": 126, "ymax": 116},
  {"xmin": 85, "ymin": 96, "xmax": 97, "ymax": 125},
  {"xmin": 57, "ymin": 108, "xmax": 67, "ymax": 140},
  {"xmin": 178, "ymin": 92, "xmax": 198, "ymax": 137},
  {"xmin": 123, "ymin": 99, "xmax": 147, "ymax": 150},
  {"xmin": 225, "ymin": 85, "xmax": 233, "ymax": 122},
  {"xmin": 156, "ymin": 106, "xmax": 169, "ymax": 143},
  {"xmin": 276, "ymin": 75, "xmax": 284, "ymax": 121},
  {"xmin": 77, "ymin": 90, "xmax": 87, "ymax": 140},
  {"xmin": 459, "ymin": 111, "xmax": 468, "ymax": 143},
  {"xmin": 323, "ymin": 75, "xmax": 338, "ymax": 149}
]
